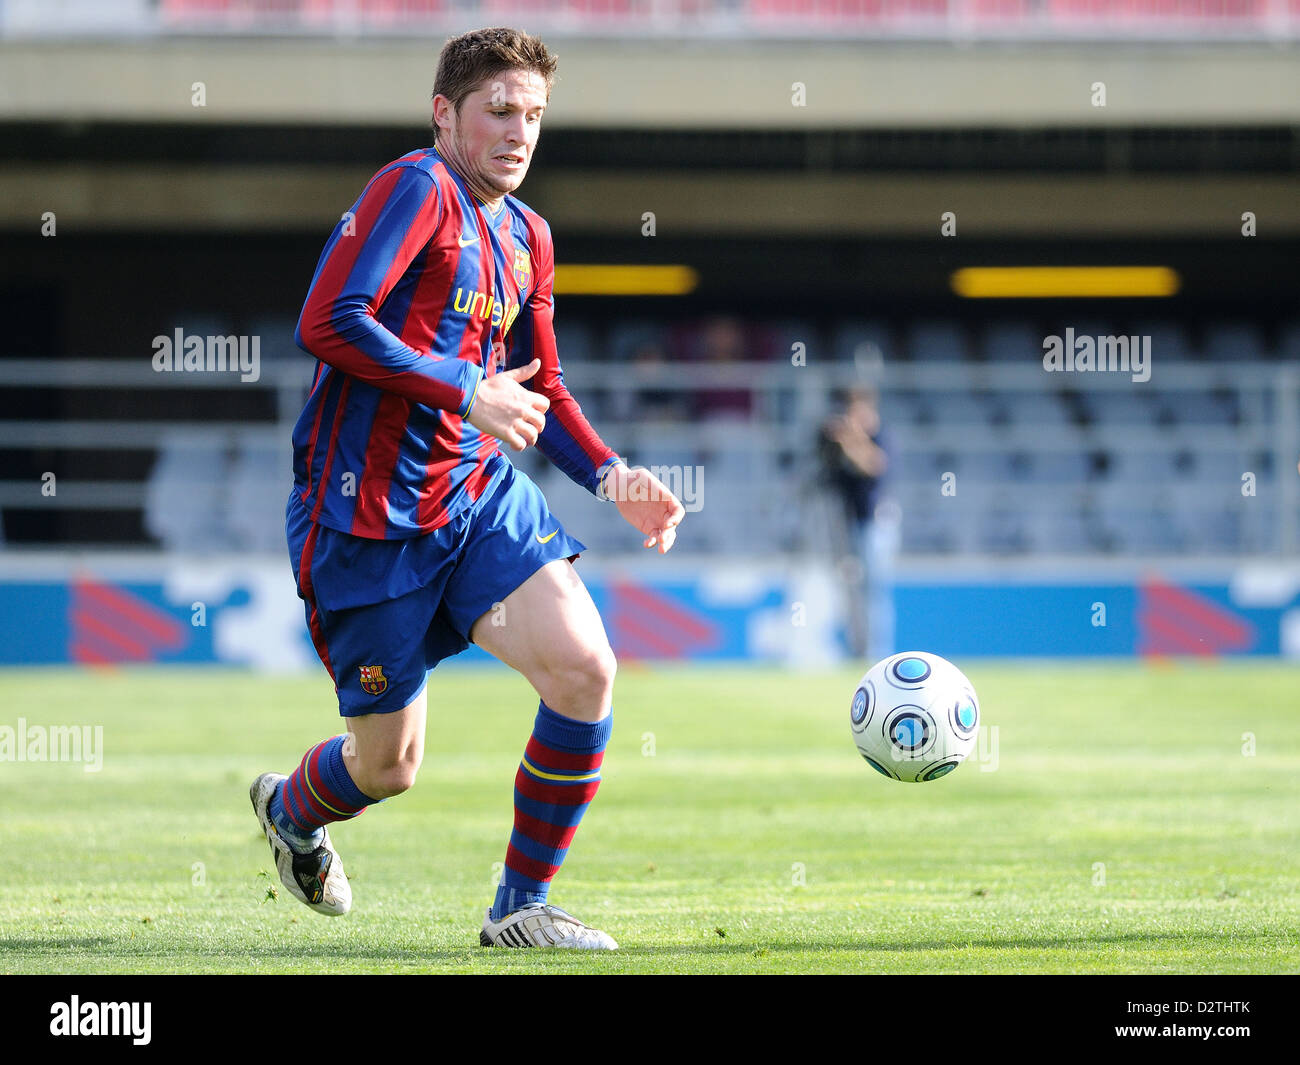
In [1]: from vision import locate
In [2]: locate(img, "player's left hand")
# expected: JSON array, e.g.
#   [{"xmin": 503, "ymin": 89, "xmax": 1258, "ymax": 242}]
[{"xmin": 603, "ymin": 464, "xmax": 685, "ymax": 554}]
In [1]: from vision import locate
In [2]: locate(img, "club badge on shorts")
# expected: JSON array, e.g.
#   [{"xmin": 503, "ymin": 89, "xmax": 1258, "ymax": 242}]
[{"xmin": 359, "ymin": 664, "xmax": 388, "ymax": 696}]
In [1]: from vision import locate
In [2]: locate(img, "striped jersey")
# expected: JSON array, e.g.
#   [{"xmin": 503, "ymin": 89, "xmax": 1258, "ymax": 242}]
[{"xmin": 291, "ymin": 147, "xmax": 621, "ymax": 540}]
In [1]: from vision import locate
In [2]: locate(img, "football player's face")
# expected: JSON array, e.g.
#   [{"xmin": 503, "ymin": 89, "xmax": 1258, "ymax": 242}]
[{"xmin": 436, "ymin": 69, "xmax": 547, "ymax": 202}]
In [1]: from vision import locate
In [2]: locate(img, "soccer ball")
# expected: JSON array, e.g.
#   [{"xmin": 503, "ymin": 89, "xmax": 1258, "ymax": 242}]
[{"xmin": 850, "ymin": 651, "xmax": 980, "ymax": 782}]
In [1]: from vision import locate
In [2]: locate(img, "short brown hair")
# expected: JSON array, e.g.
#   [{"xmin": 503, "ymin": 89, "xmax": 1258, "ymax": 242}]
[{"xmin": 431, "ymin": 27, "xmax": 558, "ymax": 139}]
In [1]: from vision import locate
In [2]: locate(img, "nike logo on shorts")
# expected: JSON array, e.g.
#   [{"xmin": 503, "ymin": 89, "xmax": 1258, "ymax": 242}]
[{"xmin": 535, "ymin": 529, "xmax": 559, "ymax": 544}]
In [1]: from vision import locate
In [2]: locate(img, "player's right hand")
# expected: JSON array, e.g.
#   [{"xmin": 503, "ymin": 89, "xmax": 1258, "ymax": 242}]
[{"xmin": 464, "ymin": 358, "xmax": 550, "ymax": 451}]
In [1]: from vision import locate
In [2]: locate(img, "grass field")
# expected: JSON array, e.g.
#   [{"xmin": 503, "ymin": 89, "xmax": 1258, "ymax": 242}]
[{"xmin": 0, "ymin": 661, "xmax": 1297, "ymax": 974}]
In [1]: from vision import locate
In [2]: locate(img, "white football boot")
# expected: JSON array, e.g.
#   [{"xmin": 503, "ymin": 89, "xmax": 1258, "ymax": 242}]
[
  {"xmin": 481, "ymin": 904, "xmax": 618, "ymax": 949},
  {"xmin": 250, "ymin": 772, "xmax": 351, "ymax": 917}
]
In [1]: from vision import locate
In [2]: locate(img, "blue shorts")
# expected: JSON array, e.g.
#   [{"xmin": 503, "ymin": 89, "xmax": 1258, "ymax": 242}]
[{"xmin": 287, "ymin": 454, "xmax": 586, "ymax": 716}]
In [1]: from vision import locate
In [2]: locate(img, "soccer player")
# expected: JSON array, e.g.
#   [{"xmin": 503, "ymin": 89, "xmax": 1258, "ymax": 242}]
[{"xmin": 250, "ymin": 27, "xmax": 684, "ymax": 950}]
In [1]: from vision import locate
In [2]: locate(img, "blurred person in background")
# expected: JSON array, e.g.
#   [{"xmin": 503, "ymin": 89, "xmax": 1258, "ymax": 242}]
[
  {"xmin": 819, "ymin": 387, "xmax": 898, "ymax": 664},
  {"xmin": 628, "ymin": 339, "xmax": 684, "ymax": 422},
  {"xmin": 688, "ymin": 315, "xmax": 754, "ymax": 421}
]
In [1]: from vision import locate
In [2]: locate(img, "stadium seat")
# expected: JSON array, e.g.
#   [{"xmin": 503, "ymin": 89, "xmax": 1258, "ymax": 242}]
[
  {"xmin": 1161, "ymin": 389, "xmax": 1239, "ymax": 426},
  {"xmin": 981, "ymin": 321, "xmax": 1043, "ymax": 363},
  {"xmin": 1074, "ymin": 389, "xmax": 1160, "ymax": 425},
  {"xmin": 1022, "ymin": 450, "xmax": 1093, "ymax": 484},
  {"xmin": 937, "ymin": 392, "xmax": 999, "ymax": 426},
  {"xmin": 1277, "ymin": 321, "xmax": 1300, "ymax": 362},
  {"xmin": 607, "ymin": 319, "xmax": 670, "ymax": 363},
  {"xmin": 1022, "ymin": 505, "xmax": 1093, "ymax": 554},
  {"xmin": 554, "ymin": 319, "xmax": 596, "ymax": 364},
  {"xmin": 1182, "ymin": 505, "xmax": 1243, "ymax": 553},
  {"xmin": 998, "ymin": 391, "xmax": 1072, "ymax": 427},
  {"xmin": 765, "ymin": 319, "xmax": 820, "ymax": 364},
  {"xmin": 144, "ymin": 429, "xmax": 232, "ymax": 552},
  {"xmin": 1111, "ymin": 509, "xmax": 1187, "ymax": 554},
  {"xmin": 899, "ymin": 499, "xmax": 960, "ymax": 554},
  {"xmin": 248, "ymin": 314, "xmax": 303, "ymax": 362},
  {"xmin": 904, "ymin": 321, "xmax": 969, "ymax": 362},
  {"xmin": 976, "ymin": 490, "xmax": 1032, "ymax": 554},
  {"xmin": 879, "ymin": 390, "xmax": 932, "ymax": 428},
  {"xmin": 227, "ymin": 431, "xmax": 295, "ymax": 553},
  {"xmin": 1203, "ymin": 321, "xmax": 1266, "ymax": 362},
  {"xmin": 959, "ymin": 449, "xmax": 1018, "ymax": 484},
  {"xmin": 691, "ymin": 422, "xmax": 770, "ymax": 549},
  {"xmin": 831, "ymin": 321, "xmax": 894, "ymax": 363},
  {"xmin": 1133, "ymin": 321, "xmax": 1192, "ymax": 362},
  {"xmin": 1193, "ymin": 448, "xmax": 1252, "ymax": 486},
  {"xmin": 899, "ymin": 446, "xmax": 960, "ymax": 484},
  {"xmin": 1104, "ymin": 447, "xmax": 1192, "ymax": 488}
]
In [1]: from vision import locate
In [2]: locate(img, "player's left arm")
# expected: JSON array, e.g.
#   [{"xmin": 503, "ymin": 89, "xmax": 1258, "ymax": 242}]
[
  {"xmin": 600, "ymin": 461, "xmax": 686, "ymax": 554},
  {"xmin": 510, "ymin": 215, "xmax": 684, "ymax": 553}
]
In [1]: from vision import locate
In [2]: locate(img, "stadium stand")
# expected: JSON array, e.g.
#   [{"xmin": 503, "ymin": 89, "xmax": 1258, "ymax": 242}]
[{"xmin": 1, "ymin": 313, "xmax": 1294, "ymax": 558}]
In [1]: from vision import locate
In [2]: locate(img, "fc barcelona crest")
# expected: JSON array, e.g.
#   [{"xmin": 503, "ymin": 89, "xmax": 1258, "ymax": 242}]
[
  {"xmin": 512, "ymin": 249, "xmax": 531, "ymax": 288},
  {"xmin": 359, "ymin": 664, "xmax": 388, "ymax": 696}
]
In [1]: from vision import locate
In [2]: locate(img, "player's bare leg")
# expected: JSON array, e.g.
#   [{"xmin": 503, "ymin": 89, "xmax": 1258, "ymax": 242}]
[
  {"xmin": 249, "ymin": 686, "xmax": 427, "ymax": 918},
  {"xmin": 472, "ymin": 559, "xmax": 615, "ymax": 724},
  {"xmin": 471, "ymin": 558, "xmax": 619, "ymax": 948},
  {"xmin": 341, "ymin": 686, "xmax": 428, "ymax": 799}
]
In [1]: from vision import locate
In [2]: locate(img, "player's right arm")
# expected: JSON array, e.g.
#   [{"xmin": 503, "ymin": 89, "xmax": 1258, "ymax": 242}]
[
  {"xmin": 463, "ymin": 358, "xmax": 550, "ymax": 452},
  {"xmin": 295, "ymin": 164, "xmax": 481, "ymax": 417}
]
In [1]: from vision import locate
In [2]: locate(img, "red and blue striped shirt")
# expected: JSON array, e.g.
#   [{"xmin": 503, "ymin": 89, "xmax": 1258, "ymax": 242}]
[{"xmin": 291, "ymin": 147, "xmax": 621, "ymax": 540}]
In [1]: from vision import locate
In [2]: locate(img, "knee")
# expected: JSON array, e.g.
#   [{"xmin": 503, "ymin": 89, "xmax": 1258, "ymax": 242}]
[
  {"xmin": 578, "ymin": 642, "xmax": 618, "ymax": 698},
  {"xmin": 545, "ymin": 642, "xmax": 616, "ymax": 709},
  {"xmin": 354, "ymin": 746, "xmax": 422, "ymax": 800}
]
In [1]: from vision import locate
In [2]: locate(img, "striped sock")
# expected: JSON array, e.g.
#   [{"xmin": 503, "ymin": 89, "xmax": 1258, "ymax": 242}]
[
  {"xmin": 490, "ymin": 701, "xmax": 611, "ymax": 922},
  {"xmin": 271, "ymin": 735, "xmax": 379, "ymax": 854}
]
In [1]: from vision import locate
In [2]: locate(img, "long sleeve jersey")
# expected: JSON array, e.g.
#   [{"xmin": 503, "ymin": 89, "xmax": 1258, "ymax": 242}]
[{"xmin": 291, "ymin": 147, "xmax": 621, "ymax": 539}]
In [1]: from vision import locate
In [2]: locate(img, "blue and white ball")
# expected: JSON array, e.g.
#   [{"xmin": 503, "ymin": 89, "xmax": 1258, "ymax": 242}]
[{"xmin": 850, "ymin": 651, "xmax": 979, "ymax": 783}]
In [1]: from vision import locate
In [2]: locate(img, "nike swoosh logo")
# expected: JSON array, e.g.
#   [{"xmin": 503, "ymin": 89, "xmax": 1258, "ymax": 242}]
[
  {"xmin": 535, "ymin": 530, "xmax": 559, "ymax": 544},
  {"xmin": 458, "ymin": 233, "xmax": 479, "ymax": 247}
]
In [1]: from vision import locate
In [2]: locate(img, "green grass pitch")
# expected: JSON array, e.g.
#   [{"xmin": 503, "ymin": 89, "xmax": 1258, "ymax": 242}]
[{"xmin": 1, "ymin": 661, "xmax": 1296, "ymax": 974}]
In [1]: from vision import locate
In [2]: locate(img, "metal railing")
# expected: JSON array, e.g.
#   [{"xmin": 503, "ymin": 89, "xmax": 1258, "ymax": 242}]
[{"xmin": 0, "ymin": 353, "xmax": 1295, "ymax": 557}]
